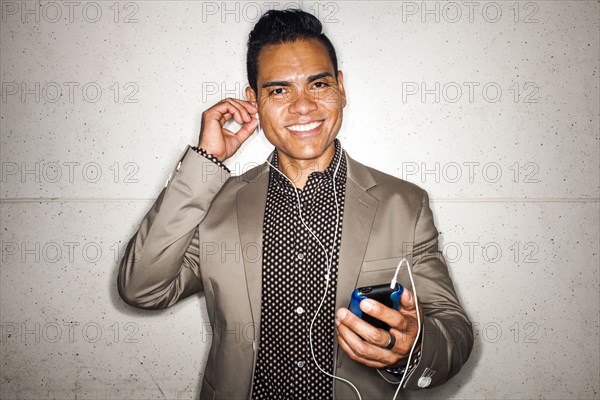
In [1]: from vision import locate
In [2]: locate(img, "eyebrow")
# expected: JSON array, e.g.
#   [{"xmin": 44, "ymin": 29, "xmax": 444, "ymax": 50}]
[{"xmin": 261, "ymin": 71, "xmax": 335, "ymax": 89}]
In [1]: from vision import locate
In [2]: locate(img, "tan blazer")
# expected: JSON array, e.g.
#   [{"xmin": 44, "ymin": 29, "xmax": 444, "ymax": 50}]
[{"xmin": 118, "ymin": 145, "xmax": 473, "ymax": 400}]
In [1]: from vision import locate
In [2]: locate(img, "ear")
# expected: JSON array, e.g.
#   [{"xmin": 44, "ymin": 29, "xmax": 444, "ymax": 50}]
[
  {"xmin": 245, "ymin": 86, "xmax": 257, "ymax": 104},
  {"xmin": 336, "ymin": 70, "xmax": 347, "ymax": 108}
]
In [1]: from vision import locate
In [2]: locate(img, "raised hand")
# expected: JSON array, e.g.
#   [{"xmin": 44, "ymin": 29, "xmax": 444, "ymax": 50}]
[{"xmin": 198, "ymin": 98, "xmax": 259, "ymax": 161}]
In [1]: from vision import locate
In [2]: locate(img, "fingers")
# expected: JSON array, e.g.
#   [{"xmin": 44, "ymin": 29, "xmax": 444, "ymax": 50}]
[
  {"xmin": 359, "ymin": 299, "xmax": 405, "ymax": 330},
  {"xmin": 337, "ymin": 307, "xmax": 392, "ymax": 348},
  {"xmin": 399, "ymin": 289, "xmax": 424, "ymax": 333},
  {"xmin": 358, "ymin": 292, "xmax": 421, "ymax": 334},
  {"xmin": 335, "ymin": 296, "xmax": 423, "ymax": 368},
  {"xmin": 206, "ymin": 98, "xmax": 257, "ymax": 125},
  {"xmin": 336, "ymin": 307, "xmax": 401, "ymax": 368},
  {"xmin": 337, "ymin": 331, "xmax": 391, "ymax": 368},
  {"xmin": 231, "ymin": 116, "xmax": 259, "ymax": 144},
  {"xmin": 206, "ymin": 99, "xmax": 258, "ymax": 140},
  {"xmin": 199, "ymin": 98, "xmax": 258, "ymax": 161},
  {"xmin": 400, "ymin": 288, "xmax": 417, "ymax": 312},
  {"xmin": 358, "ymin": 299, "xmax": 418, "ymax": 353}
]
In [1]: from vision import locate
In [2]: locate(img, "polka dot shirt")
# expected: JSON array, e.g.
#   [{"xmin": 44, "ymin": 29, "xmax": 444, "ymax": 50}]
[{"xmin": 251, "ymin": 140, "xmax": 347, "ymax": 400}]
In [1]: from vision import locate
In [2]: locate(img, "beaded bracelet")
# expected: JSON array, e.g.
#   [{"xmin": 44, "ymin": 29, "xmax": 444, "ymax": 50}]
[
  {"xmin": 384, "ymin": 349, "xmax": 422, "ymax": 377},
  {"xmin": 191, "ymin": 146, "xmax": 231, "ymax": 174}
]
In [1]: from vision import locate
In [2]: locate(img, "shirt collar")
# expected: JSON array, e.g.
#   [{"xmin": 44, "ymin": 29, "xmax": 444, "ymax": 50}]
[{"xmin": 270, "ymin": 139, "xmax": 346, "ymax": 189}]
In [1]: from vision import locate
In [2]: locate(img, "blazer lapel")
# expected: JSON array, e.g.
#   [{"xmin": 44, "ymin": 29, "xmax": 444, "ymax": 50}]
[
  {"xmin": 336, "ymin": 153, "xmax": 379, "ymax": 310},
  {"xmin": 236, "ymin": 163, "xmax": 270, "ymax": 330}
]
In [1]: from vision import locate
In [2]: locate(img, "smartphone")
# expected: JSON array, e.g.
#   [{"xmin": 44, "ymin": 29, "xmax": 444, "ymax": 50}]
[{"xmin": 348, "ymin": 283, "xmax": 403, "ymax": 331}]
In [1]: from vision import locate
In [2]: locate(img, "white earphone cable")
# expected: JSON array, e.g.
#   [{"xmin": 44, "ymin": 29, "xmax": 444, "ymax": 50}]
[
  {"xmin": 259, "ymin": 120, "xmax": 419, "ymax": 399},
  {"xmin": 392, "ymin": 258, "xmax": 421, "ymax": 400},
  {"xmin": 266, "ymin": 144, "xmax": 363, "ymax": 399}
]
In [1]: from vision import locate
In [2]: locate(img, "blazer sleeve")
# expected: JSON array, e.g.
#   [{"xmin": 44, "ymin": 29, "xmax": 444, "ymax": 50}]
[
  {"xmin": 117, "ymin": 146, "xmax": 231, "ymax": 310},
  {"xmin": 401, "ymin": 189, "xmax": 474, "ymax": 389}
]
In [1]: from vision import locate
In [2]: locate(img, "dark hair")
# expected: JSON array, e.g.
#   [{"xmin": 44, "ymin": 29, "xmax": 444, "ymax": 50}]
[{"xmin": 246, "ymin": 9, "xmax": 338, "ymax": 94}]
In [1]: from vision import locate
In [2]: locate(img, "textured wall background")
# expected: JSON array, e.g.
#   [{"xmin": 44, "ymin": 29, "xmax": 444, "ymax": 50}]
[{"xmin": 1, "ymin": 1, "xmax": 598, "ymax": 399}]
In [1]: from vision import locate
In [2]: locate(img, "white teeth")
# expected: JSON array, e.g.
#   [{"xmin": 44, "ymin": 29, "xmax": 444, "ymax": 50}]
[{"xmin": 287, "ymin": 121, "xmax": 322, "ymax": 132}]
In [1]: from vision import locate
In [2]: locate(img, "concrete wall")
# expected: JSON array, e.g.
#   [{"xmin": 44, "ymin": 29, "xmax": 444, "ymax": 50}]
[{"xmin": 1, "ymin": 1, "xmax": 598, "ymax": 398}]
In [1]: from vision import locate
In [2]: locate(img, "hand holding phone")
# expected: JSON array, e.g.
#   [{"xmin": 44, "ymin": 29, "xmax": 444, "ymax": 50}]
[{"xmin": 348, "ymin": 283, "xmax": 403, "ymax": 331}]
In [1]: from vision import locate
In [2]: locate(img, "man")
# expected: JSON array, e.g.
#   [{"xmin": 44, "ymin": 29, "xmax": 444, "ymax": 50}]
[{"xmin": 118, "ymin": 9, "xmax": 473, "ymax": 400}]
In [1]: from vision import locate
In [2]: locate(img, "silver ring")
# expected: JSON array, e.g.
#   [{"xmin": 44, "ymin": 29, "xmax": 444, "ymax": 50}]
[{"xmin": 384, "ymin": 332, "xmax": 396, "ymax": 350}]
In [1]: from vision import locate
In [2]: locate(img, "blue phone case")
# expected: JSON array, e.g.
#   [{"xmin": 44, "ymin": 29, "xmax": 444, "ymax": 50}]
[{"xmin": 349, "ymin": 283, "xmax": 403, "ymax": 329}]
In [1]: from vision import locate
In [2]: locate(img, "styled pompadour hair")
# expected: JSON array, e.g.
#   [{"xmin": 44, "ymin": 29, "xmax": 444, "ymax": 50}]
[{"xmin": 246, "ymin": 9, "xmax": 339, "ymax": 94}]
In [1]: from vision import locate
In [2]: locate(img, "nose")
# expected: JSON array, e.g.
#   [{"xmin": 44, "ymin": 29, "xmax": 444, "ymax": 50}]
[{"xmin": 288, "ymin": 86, "xmax": 318, "ymax": 115}]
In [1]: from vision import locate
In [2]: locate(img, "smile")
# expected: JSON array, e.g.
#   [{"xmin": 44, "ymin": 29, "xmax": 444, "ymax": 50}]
[{"xmin": 286, "ymin": 121, "xmax": 324, "ymax": 133}]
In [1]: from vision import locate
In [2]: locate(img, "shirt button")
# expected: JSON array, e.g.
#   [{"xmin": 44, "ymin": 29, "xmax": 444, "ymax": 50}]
[
  {"xmin": 297, "ymin": 253, "xmax": 304, "ymax": 260},
  {"xmin": 297, "ymin": 361, "xmax": 305, "ymax": 368},
  {"xmin": 296, "ymin": 306, "xmax": 304, "ymax": 315}
]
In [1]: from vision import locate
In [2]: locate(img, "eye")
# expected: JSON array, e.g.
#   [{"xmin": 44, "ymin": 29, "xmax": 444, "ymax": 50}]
[
  {"xmin": 269, "ymin": 87, "xmax": 286, "ymax": 96},
  {"xmin": 313, "ymin": 81, "xmax": 329, "ymax": 89}
]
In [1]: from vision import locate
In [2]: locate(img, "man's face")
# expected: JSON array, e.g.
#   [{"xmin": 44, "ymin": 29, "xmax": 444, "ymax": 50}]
[{"xmin": 246, "ymin": 39, "xmax": 346, "ymax": 166}]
